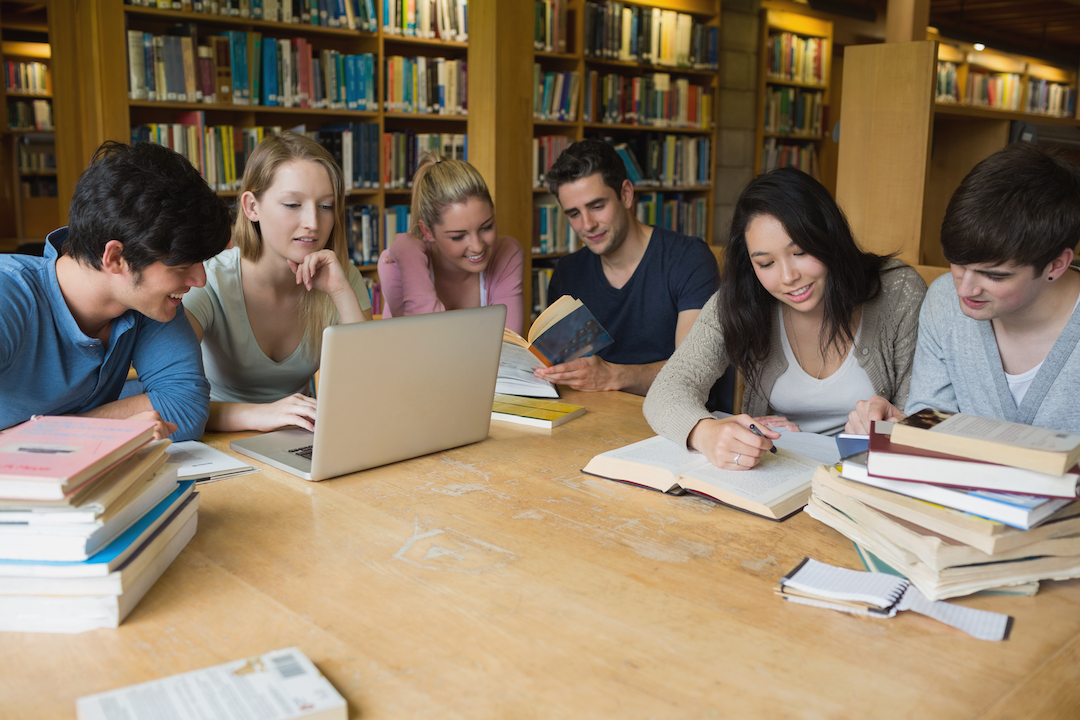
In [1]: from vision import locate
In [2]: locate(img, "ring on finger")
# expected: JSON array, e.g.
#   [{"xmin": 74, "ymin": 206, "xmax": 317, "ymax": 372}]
[{"xmin": 733, "ymin": 453, "xmax": 741, "ymax": 466}]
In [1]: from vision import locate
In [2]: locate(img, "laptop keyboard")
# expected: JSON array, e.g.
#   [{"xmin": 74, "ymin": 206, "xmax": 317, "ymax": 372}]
[{"xmin": 289, "ymin": 445, "xmax": 314, "ymax": 460}]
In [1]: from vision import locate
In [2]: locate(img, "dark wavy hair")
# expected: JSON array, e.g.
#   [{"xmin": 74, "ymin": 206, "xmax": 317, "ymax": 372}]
[
  {"xmin": 545, "ymin": 137, "xmax": 627, "ymax": 196},
  {"xmin": 720, "ymin": 167, "xmax": 889, "ymax": 394},
  {"xmin": 64, "ymin": 141, "xmax": 232, "ymax": 275},
  {"xmin": 941, "ymin": 143, "xmax": 1080, "ymax": 272}
]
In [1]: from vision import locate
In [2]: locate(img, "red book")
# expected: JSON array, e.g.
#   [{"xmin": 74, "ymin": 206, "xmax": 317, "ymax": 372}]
[
  {"xmin": 867, "ymin": 423, "xmax": 1080, "ymax": 499},
  {"xmin": 0, "ymin": 417, "xmax": 156, "ymax": 501}
]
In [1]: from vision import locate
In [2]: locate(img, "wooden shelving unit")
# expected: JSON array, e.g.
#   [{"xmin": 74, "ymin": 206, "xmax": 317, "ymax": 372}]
[
  {"xmin": 835, "ymin": 40, "xmax": 1080, "ymax": 279},
  {"xmin": 754, "ymin": 8, "xmax": 832, "ymax": 182},
  {"xmin": 0, "ymin": 0, "xmax": 59, "ymax": 246}
]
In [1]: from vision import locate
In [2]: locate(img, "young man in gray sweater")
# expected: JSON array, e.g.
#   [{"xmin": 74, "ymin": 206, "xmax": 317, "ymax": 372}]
[{"xmin": 848, "ymin": 143, "xmax": 1080, "ymax": 434}]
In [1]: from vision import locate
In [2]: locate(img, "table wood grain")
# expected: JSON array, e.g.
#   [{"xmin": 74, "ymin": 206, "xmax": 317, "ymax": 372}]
[{"xmin": 2, "ymin": 391, "xmax": 1078, "ymax": 718}]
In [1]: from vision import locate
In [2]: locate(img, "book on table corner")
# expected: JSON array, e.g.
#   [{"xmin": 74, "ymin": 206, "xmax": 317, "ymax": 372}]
[
  {"xmin": 165, "ymin": 440, "xmax": 259, "ymax": 483},
  {"xmin": 0, "ymin": 491, "xmax": 199, "ymax": 633},
  {"xmin": 867, "ymin": 421, "xmax": 1080, "ymax": 498},
  {"xmin": 0, "ymin": 416, "xmax": 157, "ymax": 501},
  {"xmin": 497, "ymin": 295, "xmax": 613, "ymax": 399},
  {"xmin": 76, "ymin": 647, "xmax": 346, "ymax": 720},
  {"xmin": 891, "ymin": 408, "xmax": 1080, "ymax": 476},
  {"xmin": 843, "ymin": 449, "xmax": 1075, "ymax": 533},
  {"xmin": 491, "ymin": 394, "xmax": 586, "ymax": 429},
  {"xmin": 582, "ymin": 434, "xmax": 820, "ymax": 520}
]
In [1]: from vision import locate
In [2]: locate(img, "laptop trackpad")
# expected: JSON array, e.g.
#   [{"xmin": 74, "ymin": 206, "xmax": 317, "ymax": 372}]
[{"xmin": 231, "ymin": 427, "xmax": 314, "ymax": 476}]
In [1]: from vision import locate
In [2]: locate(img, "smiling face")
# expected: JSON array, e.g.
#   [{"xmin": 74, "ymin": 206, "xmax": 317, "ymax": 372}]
[
  {"xmin": 950, "ymin": 260, "xmax": 1046, "ymax": 321},
  {"xmin": 555, "ymin": 173, "xmax": 633, "ymax": 257},
  {"xmin": 123, "ymin": 259, "xmax": 208, "ymax": 323},
  {"xmin": 745, "ymin": 214, "xmax": 829, "ymax": 317},
  {"xmin": 241, "ymin": 159, "xmax": 336, "ymax": 266},
  {"xmin": 424, "ymin": 196, "xmax": 497, "ymax": 274}
]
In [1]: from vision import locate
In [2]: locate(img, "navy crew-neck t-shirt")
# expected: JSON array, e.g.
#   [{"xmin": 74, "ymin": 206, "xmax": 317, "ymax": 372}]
[{"xmin": 547, "ymin": 227, "xmax": 719, "ymax": 365}]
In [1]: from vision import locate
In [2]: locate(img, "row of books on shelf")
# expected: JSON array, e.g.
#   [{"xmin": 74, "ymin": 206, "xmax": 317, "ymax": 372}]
[
  {"xmin": 533, "ymin": 68, "xmax": 579, "ymax": 123},
  {"xmin": 133, "ymin": 119, "xmax": 276, "ymax": 190},
  {"xmin": 809, "ymin": 411, "xmax": 1080, "ymax": 601},
  {"xmin": 636, "ymin": 192, "xmax": 707, "ymax": 240},
  {"xmin": 766, "ymin": 32, "xmax": 827, "ymax": 86},
  {"xmin": 583, "ymin": 1, "xmax": 718, "ymax": 70},
  {"xmin": 531, "ymin": 267, "xmax": 554, "ymax": 319},
  {"xmin": 534, "ymin": 0, "xmax": 569, "ymax": 54},
  {"xmin": 125, "ymin": 0, "xmax": 379, "ymax": 31},
  {"xmin": 532, "ymin": 203, "xmax": 577, "ymax": 255},
  {"xmin": 0, "ymin": 417, "xmax": 201, "ymax": 633},
  {"xmin": 967, "ymin": 71, "xmax": 1023, "ymax": 112},
  {"xmin": 936, "ymin": 61, "xmax": 1076, "ymax": 116},
  {"xmin": 6, "ymin": 99, "xmax": 52, "ymax": 131},
  {"xmin": 127, "ymin": 29, "xmax": 378, "ymax": 111},
  {"xmin": 1026, "ymin": 78, "xmax": 1076, "ymax": 117},
  {"xmin": 3, "ymin": 61, "xmax": 49, "ymax": 95},
  {"xmin": 936, "ymin": 60, "xmax": 959, "ymax": 103},
  {"xmin": 17, "ymin": 134, "xmax": 56, "ymax": 173},
  {"xmin": 345, "ymin": 204, "xmax": 380, "ymax": 265},
  {"xmin": 21, "ymin": 176, "xmax": 57, "ymax": 197},
  {"xmin": 532, "ymin": 134, "xmax": 571, "ymax": 189},
  {"xmin": 384, "ymin": 56, "xmax": 467, "ymax": 115},
  {"xmin": 761, "ymin": 137, "xmax": 818, "ymax": 178},
  {"xmin": 383, "ymin": 0, "xmax": 467, "ymax": 41},
  {"xmin": 383, "ymin": 130, "xmax": 466, "ymax": 188},
  {"xmin": 582, "ymin": 71, "xmax": 712, "ymax": 129},
  {"xmin": 613, "ymin": 135, "xmax": 712, "ymax": 188},
  {"xmin": 762, "ymin": 86, "xmax": 823, "ymax": 137}
]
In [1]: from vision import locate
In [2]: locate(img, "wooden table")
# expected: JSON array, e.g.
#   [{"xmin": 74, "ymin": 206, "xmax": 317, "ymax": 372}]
[{"xmin": 3, "ymin": 391, "xmax": 1080, "ymax": 718}]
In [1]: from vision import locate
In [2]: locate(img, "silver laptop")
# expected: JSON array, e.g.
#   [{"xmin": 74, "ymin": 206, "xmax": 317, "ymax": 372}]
[{"xmin": 230, "ymin": 305, "xmax": 506, "ymax": 481}]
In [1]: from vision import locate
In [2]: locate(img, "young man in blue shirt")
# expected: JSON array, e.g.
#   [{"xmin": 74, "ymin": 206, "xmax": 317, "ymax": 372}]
[
  {"xmin": 847, "ymin": 143, "xmax": 1080, "ymax": 434},
  {"xmin": 536, "ymin": 139, "xmax": 719, "ymax": 395},
  {"xmin": 0, "ymin": 141, "xmax": 232, "ymax": 440}
]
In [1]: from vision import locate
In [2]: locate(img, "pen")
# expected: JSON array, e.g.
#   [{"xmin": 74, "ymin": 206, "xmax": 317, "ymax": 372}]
[{"xmin": 749, "ymin": 423, "xmax": 778, "ymax": 454}]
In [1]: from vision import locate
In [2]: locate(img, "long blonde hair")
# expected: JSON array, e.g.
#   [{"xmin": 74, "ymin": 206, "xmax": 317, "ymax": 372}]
[
  {"xmin": 233, "ymin": 131, "xmax": 348, "ymax": 359},
  {"xmin": 409, "ymin": 151, "xmax": 493, "ymax": 237}
]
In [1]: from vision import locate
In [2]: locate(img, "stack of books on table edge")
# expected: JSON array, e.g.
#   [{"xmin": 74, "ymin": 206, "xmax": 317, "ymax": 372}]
[
  {"xmin": 0, "ymin": 416, "xmax": 199, "ymax": 633},
  {"xmin": 806, "ymin": 411, "xmax": 1080, "ymax": 600}
]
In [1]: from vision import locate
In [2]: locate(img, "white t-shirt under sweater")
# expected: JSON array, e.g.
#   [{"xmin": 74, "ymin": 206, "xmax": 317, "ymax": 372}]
[
  {"xmin": 184, "ymin": 247, "xmax": 372, "ymax": 404},
  {"xmin": 768, "ymin": 305, "xmax": 876, "ymax": 436},
  {"xmin": 1003, "ymin": 275, "xmax": 1080, "ymax": 407}
]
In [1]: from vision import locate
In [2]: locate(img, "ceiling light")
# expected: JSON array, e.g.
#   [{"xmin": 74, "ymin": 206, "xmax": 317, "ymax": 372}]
[{"xmin": 973, "ymin": 43, "xmax": 985, "ymax": 51}]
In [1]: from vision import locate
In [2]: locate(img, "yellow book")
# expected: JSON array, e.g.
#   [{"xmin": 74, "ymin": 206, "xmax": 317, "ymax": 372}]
[{"xmin": 491, "ymin": 395, "xmax": 586, "ymax": 429}]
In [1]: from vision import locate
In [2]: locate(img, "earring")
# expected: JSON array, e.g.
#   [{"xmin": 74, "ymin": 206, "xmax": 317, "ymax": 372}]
[{"xmin": 1048, "ymin": 276, "xmax": 1055, "ymax": 281}]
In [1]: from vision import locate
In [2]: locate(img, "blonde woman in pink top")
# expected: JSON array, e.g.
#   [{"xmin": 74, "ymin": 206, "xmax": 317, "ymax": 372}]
[{"xmin": 377, "ymin": 152, "xmax": 525, "ymax": 333}]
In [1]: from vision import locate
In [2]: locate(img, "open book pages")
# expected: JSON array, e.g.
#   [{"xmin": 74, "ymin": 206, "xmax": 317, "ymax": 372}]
[
  {"xmin": 165, "ymin": 441, "xmax": 259, "ymax": 484},
  {"xmin": 496, "ymin": 336, "xmax": 558, "ymax": 398},
  {"xmin": 582, "ymin": 435, "xmax": 820, "ymax": 520},
  {"xmin": 76, "ymin": 647, "xmax": 346, "ymax": 720},
  {"xmin": 710, "ymin": 411, "xmax": 840, "ymax": 465}
]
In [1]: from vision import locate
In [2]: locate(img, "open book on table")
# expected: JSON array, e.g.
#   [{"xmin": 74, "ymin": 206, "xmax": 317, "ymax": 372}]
[
  {"xmin": 582, "ymin": 435, "xmax": 821, "ymax": 520},
  {"xmin": 497, "ymin": 295, "xmax": 613, "ymax": 398}
]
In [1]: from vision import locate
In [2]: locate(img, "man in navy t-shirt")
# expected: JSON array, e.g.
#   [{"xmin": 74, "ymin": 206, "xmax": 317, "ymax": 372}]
[{"xmin": 535, "ymin": 139, "xmax": 719, "ymax": 395}]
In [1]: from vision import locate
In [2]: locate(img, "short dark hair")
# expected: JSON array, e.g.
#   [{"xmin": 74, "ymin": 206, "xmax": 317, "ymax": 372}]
[
  {"xmin": 64, "ymin": 141, "xmax": 232, "ymax": 274},
  {"xmin": 721, "ymin": 167, "xmax": 889, "ymax": 393},
  {"xmin": 941, "ymin": 143, "xmax": 1080, "ymax": 271},
  {"xmin": 546, "ymin": 137, "xmax": 627, "ymax": 196}
]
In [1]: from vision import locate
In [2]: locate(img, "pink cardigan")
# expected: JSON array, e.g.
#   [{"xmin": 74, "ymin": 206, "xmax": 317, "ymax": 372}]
[{"xmin": 377, "ymin": 233, "xmax": 525, "ymax": 334}]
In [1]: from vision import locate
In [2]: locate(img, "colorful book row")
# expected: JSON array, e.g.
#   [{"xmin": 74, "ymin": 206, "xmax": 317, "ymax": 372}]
[
  {"xmin": 583, "ymin": 1, "xmax": 718, "ymax": 70},
  {"xmin": 766, "ymin": 32, "xmax": 827, "ymax": 86},
  {"xmin": 968, "ymin": 71, "xmax": 1022, "ymax": 111},
  {"xmin": 16, "ymin": 134, "xmax": 56, "ymax": 173},
  {"xmin": 7, "ymin": 99, "xmax": 52, "ymax": 131},
  {"xmin": 382, "ymin": 130, "xmax": 466, "ymax": 188},
  {"xmin": 384, "ymin": 56, "xmax": 466, "ymax": 115},
  {"xmin": 936, "ymin": 61, "xmax": 959, "ymax": 103},
  {"xmin": 761, "ymin": 137, "xmax": 818, "ymax": 179},
  {"xmin": 531, "ymin": 267, "xmax": 554, "ymax": 319},
  {"xmin": 611, "ymin": 135, "xmax": 712, "ymax": 189},
  {"xmin": 124, "ymin": 0, "xmax": 378, "ymax": 30},
  {"xmin": 532, "ymin": 135, "xmax": 572, "ymax": 189},
  {"xmin": 636, "ymin": 192, "xmax": 707, "ymax": 240},
  {"xmin": 583, "ymin": 71, "xmax": 711, "ymax": 129},
  {"xmin": 131, "ymin": 119, "xmax": 278, "ymax": 190},
  {"xmin": 763, "ymin": 87, "xmax": 823, "ymax": 137},
  {"xmin": 3, "ymin": 61, "xmax": 49, "ymax": 95},
  {"xmin": 533, "ymin": 68, "xmax": 579, "ymax": 122},
  {"xmin": 1026, "ymin": 78, "xmax": 1075, "ymax": 117},
  {"xmin": 382, "ymin": 0, "xmax": 467, "ymax": 41},
  {"xmin": 532, "ymin": 202, "xmax": 578, "ymax": 255},
  {"xmin": 534, "ymin": 0, "xmax": 569, "ymax": 53},
  {"xmin": 127, "ymin": 30, "xmax": 376, "ymax": 111},
  {"xmin": 346, "ymin": 204, "xmax": 381, "ymax": 265}
]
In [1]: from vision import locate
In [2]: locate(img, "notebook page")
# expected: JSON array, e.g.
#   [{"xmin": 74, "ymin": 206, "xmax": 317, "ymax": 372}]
[
  {"xmin": 898, "ymin": 585, "xmax": 1011, "ymax": 641},
  {"xmin": 782, "ymin": 557, "xmax": 909, "ymax": 607}
]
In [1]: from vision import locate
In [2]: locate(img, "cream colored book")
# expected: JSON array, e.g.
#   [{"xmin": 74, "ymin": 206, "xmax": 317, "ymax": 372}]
[{"xmin": 583, "ymin": 435, "xmax": 818, "ymax": 520}]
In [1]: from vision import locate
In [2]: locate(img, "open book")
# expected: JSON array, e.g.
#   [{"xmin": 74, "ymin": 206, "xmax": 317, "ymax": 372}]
[
  {"xmin": 497, "ymin": 295, "xmax": 613, "ymax": 397},
  {"xmin": 582, "ymin": 435, "xmax": 820, "ymax": 520}
]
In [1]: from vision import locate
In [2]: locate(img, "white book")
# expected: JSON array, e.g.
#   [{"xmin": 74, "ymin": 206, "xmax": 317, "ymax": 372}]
[
  {"xmin": 77, "ymin": 647, "xmax": 345, "ymax": 719},
  {"xmin": 165, "ymin": 440, "xmax": 258, "ymax": 483},
  {"xmin": 127, "ymin": 30, "xmax": 148, "ymax": 101}
]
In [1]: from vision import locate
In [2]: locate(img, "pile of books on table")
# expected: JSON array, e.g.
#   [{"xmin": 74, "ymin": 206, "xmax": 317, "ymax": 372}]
[
  {"xmin": 807, "ymin": 410, "xmax": 1080, "ymax": 600},
  {"xmin": 0, "ymin": 417, "xmax": 199, "ymax": 633}
]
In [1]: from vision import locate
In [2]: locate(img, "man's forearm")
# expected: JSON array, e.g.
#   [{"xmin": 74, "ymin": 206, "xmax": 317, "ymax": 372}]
[
  {"xmin": 616, "ymin": 361, "xmax": 666, "ymax": 396},
  {"xmin": 81, "ymin": 393, "xmax": 155, "ymax": 419}
]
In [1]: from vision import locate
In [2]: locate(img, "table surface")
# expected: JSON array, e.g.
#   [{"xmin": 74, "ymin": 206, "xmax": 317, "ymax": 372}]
[{"xmin": 3, "ymin": 390, "xmax": 1080, "ymax": 719}]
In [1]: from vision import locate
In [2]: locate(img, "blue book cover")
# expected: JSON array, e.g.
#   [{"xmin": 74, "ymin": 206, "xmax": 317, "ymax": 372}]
[
  {"xmin": 531, "ymin": 304, "xmax": 614, "ymax": 366},
  {"xmin": 142, "ymin": 33, "xmax": 156, "ymax": 101},
  {"xmin": 356, "ymin": 54, "xmax": 367, "ymax": 111},
  {"xmin": 262, "ymin": 39, "xmax": 278, "ymax": 105}
]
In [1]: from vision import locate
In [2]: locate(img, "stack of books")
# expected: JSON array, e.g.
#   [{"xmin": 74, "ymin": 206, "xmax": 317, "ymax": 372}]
[
  {"xmin": 807, "ymin": 410, "xmax": 1080, "ymax": 601},
  {"xmin": 0, "ymin": 417, "xmax": 199, "ymax": 633}
]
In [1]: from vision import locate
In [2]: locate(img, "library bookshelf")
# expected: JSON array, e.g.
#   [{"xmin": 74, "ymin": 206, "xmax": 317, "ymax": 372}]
[
  {"xmin": 835, "ymin": 40, "xmax": 1080, "ymax": 279},
  {"xmin": 89, "ymin": 0, "xmax": 469, "ymax": 285},
  {"xmin": 528, "ymin": 0, "xmax": 720, "ymax": 325},
  {"xmin": 753, "ymin": 8, "xmax": 831, "ymax": 183},
  {"xmin": 0, "ymin": 0, "xmax": 59, "ymax": 247}
]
